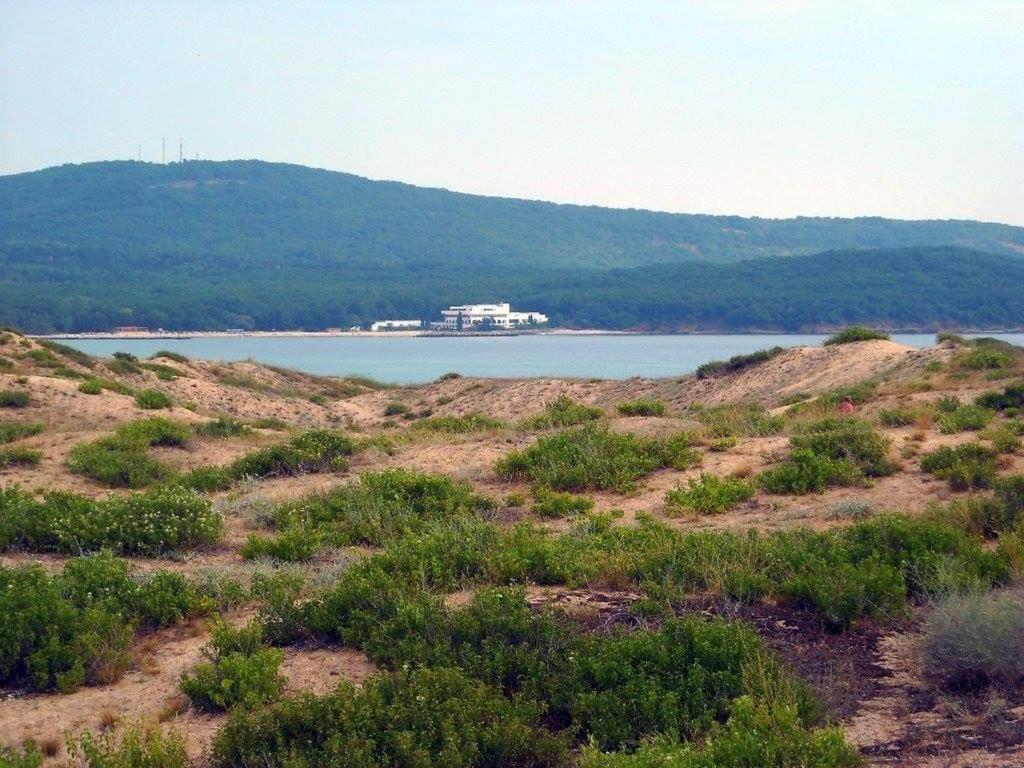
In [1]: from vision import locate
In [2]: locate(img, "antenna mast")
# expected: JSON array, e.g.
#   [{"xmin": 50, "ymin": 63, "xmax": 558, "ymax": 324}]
[{"xmin": 179, "ymin": 138, "xmax": 183, "ymax": 163}]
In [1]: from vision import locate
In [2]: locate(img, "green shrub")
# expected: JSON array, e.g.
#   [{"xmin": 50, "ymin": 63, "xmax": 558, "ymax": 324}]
[
  {"xmin": 413, "ymin": 412, "xmax": 507, "ymax": 433},
  {"xmin": 212, "ymin": 666, "xmax": 566, "ymax": 768},
  {"xmin": 959, "ymin": 347, "xmax": 1014, "ymax": 370},
  {"xmin": 0, "ymin": 390, "xmax": 29, "ymax": 408},
  {"xmin": 242, "ymin": 527, "xmax": 322, "ymax": 562},
  {"xmin": 532, "ymin": 488, "xmax": 595, "ymax": 518},
  {"xmin": 177, "ymin": 465, "xmax": 234, "ymax": 492},
  {"xmin": 757, "ymin": 449, "xmax": 860, "ymax": 495},
  {"xmin": 67, "ymin": 724, "xmax": 187, "ymax": 768},
  {"xmin": 522, "ymin": 395, "xmax": 603, "ymax": 430},
  {"xmin": 666, "ymin": 473, "xmax": 755, "ymax": 515},
  {"xmin": 152, "ymin": 350, "xmax": 189, "ymax": 363},
  {"xmin": 78, "ymin": 378, "xmax": 104, "ymax": 395},
  {"xmin": 695, "ymin": 347, "xmax": 784, "ymax": 379},
  {"xmin": 0, "ymin": 485, "xmax": 222, "ymax": 555},
  {"xmin": 66, "ymin": 419, "xmax": 189, "ymax": 488},
  {"xmin": 877, "ymin": 406, "xmax": 920, "ymax": 427},
  {"xmin": 0, "ymin": 556, "xmax": 202, "ymax": 692},
  {"xmin": 920, "ymin": 443, "xmax": 998, "ymax": 490},
  {"xmin": 0, "ymin": 743, "xmax": 43, "ymax": 768},
  {"xmin": 790, "ymin": 418, "xmax": 893, "ymax": 477},
  {"xmin": 496, "ymin": 424, "xmax": 698, "ymax": 492},
  {"xmin": 823, "ymin": 326, "xmax": 890, "ymax": 345},
  {"xmin": 194, "ymin": 416, "xmax": 252, "ymax": 438},
  {"xmin": 0, "ymin": 446, "xmax": 41, "ymax": 467},
  {"xmin": 0, "ymin": 422, "xmax": 44, "ymax": 445},
  {"xmin": 383, "ymin": 401, "xmax": 412, "ymax": 417},
  {"xmin": 923, "ymin": 589, "xmax": 1024, "ymax": 689},
  {"xmin": 937, "ymin": 403, "xmax": 994, "ymax": 434},
  {"xmin": 616, "ymin": 399, "xmax": 668, "ymax": 417},
  {"xmin": 692, "ymin": 403, "xmax": 783, "ymax": 438},
  {"xmin": 181, "ymin": 620, "xmax": 285, "ymax": 712},
  {"xmin": 976, "ymin": 384, "xmax": 1024, "ymax": 411},
  {"xmin": 271, "ymin": 469, "xmax": 490, "ymax": 546},
  {"xmin": 252, "ymin": 416, "xmax": 288, "ymax": 430},
  {"xmin": 228, "ymin": 429, "xmax": 355, "ymax": 479},
  {"xmin": 134, "ymin": 388, "xmax": 172, "ymax": 409}
]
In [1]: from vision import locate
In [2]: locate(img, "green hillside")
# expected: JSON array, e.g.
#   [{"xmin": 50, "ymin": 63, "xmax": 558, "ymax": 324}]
[{"xmin": 1, "ymin": 160, "xmax": 1021, "ymax": 332}]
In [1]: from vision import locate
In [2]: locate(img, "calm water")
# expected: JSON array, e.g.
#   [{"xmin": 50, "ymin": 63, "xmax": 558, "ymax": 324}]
[{"xmin": 61, "ymin": 333, "xmax": 1024, "ymax": 385}]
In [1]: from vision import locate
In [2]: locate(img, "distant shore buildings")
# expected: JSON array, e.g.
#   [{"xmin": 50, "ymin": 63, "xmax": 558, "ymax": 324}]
[
  {"xmin": 370, "ymin": 319, "xmax": 422, "ymax": 332},
  {"xmin": 439, "ymin": 302, "xmax": 548, "ymax": 330}
]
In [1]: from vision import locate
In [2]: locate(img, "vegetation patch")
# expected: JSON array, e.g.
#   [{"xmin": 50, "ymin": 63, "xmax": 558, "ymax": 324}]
[
  {"xmin": 413, "ymin": 411, "xmax": 507, "ymax": 433},
  {"xmin": 691, "ymin": 403, "xmax": 783, "ymax": 438},
  {"xmin": 194, "ymin": 416, "xmax": 253, "ymax": 438},
  {"xmin": 0, "ymin": 446, "xmax": 42, "ymax": 467},
  {"xmin": 0, "ymin": 484, "xmax": 223, "ymax": 556},
  {"xmin": 695, "ymin": 346, "xmax": 785, "ymax": 380},
  {"xmin": 0, "ymin": 421, "xmax": 43, "ymax": 444},
  {"xmin": 823, "ymin": 326, "xmax": 890, "ymax": 345},
  {"xmin": 37, "ymin": 339, "xmax": 95, "ymax": 368},
  {"xmin": 615, "ymin": 398, "xmax": 668, "ymax": 417},
  {"xmin": 0, "ymin": 553, "xmax": 209, "ymax": 692},
  {"xmin": 666, "ymin": 473, "xmax": 755, "ymax": 515},
  {"xmin": 496, "ymin": 424, "xmax": 699, "ymax": 492},
  {"xmin": 937, "ymin": 403, "xmax": 995, "ymax": 434},
  {"xmin": 521, "ymin": 395, "xmax": 603, "ymax": 430},
  {"xmin": 920, "ymin": 443, "xmax": 998, "ymax": 490},
  {"xmin": 225, "ymin": 428, "xmax": 355, "ymax": 480},
  {"xmin": 134, "ymin": 388, "xmax": 173, "ymax": 409},
  {"xmin": 0, "ymin": 389, "xmax": 30, "ymax": 408},
  {"xmin": 532, "ymin": 488, "xmax": 595, "ymax": 518},
  {"xmin": 68, "ymin": 417, "xmax": 190, "ymax": 487},
  {"xmin": 789, "ymin": 418, "xmax": 893, "ymax": 477},
  {"xmin": 181, "ymin": 620, "xmax": 285, "ymax": 711}
]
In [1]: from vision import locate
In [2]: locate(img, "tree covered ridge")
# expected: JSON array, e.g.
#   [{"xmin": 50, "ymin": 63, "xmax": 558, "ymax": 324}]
[{"xmin": 1, "ymin": 160, "xmax": 1022, "ymax": 332}]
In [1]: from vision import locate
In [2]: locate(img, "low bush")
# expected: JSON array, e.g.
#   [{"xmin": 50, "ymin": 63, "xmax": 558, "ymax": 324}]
[
  {"xmin": 757, "ymin": 449, "xmax": 860, "ymax": 495},
  {"xmin": 937, "ymin": 403, "xmax": 994, "ymax": 434},
  {"xmin": 67, "ymin": 418, "xmax": 189, "ymax": 488},
  {"xmin": 0, "ymin": 555, "xmax": 205, "ymax": 692},
  {"xmin": 67, "ymin": 724, "xmax": 187, "ymax": 768},
  {"xmin": 666, "ymin": 473, "xmax": 755, "ymax": 515},
  {"xmin": 227, "ymin": 429, "xmax": 355, "ymax": 479},
  {"xmin": 521, "ymin": 395, "xmax": 603, "ymax": 430},
  {"xmin": 922, "ymin": 589, "xmax": 1024, "ymax": 689},
  {"xmin": 695, "ymin": 347, "xmax": 785, "ymax": 379},
  {"xmin": 0, "ymin": 446, "xmax": 41, "ymax": 467},
  {"xmin": 0, "ymin": 390, "xmax": 29, "ymax": 408},
  {"xmin": 78, "ymin": 378, "xmax": 104, "ymax": 395},
  {"xmin": 616, "ymin": 399, "xmax": 668, "ymax": 417},
  {"xmin": 532, "ymin": 488, "xmax": 594, "ymax": 518},
  {"xmin": 212, "ymin": 666, "xmax": 567, "ymax": 768},
  {"xmin": 383, "ymin": 401, "xmax": 412, "ymax": 417},
  {"xmin": 692, "ymin": 403, "xmax": 784, "ymax": 438},
  {"xmin": 823, "ymin": 326, "xmax": 890, "ymax": 345},
  {"xmin": 959, "ymin": 347, "xmax": 1014, "ymax": 371},
  {"xmin": 790, "ymin": 418, "xmax": 893, "ymax": 477},
  {"xmin": 976, "ymin": 384, "xmax": 1024, "ymax": 412},
  {"xmin": 0, "ymin": 484, "xmax": 222, "ymax": 555},
  {"xmin": 134, "ymin": 388, "xmax": 172, "ymax": 409},
  {"xmin": 878, "ymin": 406, "xmax": 921, "ymax": 427},
  {"xmin": 496, "ymin": 424, "xmax": 698, "ymax": 492},
  {"xmin": 252, "ymin": 416, "xmax": 288, "ymax": 430},
  {"xmin": 0, "ymin": 743, "xmax": 43, "ymax": 768},
  {"xmin": 271, "ymin": 469, "xmax": 490, "ymax": 546},
  {"xmin": 0, "ymin": 423, "xmax": 43, "ymax": 445},
  {"xmin": 152, "ymin": 350, "xmax": 189, "ymax": 363},
  {"xmin": 920, "ymin": 443, "xmax": 998, "ymax": 490},
  {"xmin": 413, "ymin": 412, "xmax": 507, "ymax": 433},
  {"xmin": 194, "ymin": 416, "xmax": 252, "ymax": 438},
  {"xmin": 242, "ymin": 527, "xmax": 322, "ymax": 562},
  {"xmin": 181, "ymin": 620, "xmax": 285, "ymax": 712}
]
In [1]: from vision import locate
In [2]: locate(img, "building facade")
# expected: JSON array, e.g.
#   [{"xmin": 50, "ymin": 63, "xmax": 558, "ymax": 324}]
[{"xmin": 439, "ymin": 302, "xmax": 548, "ymax": 330}]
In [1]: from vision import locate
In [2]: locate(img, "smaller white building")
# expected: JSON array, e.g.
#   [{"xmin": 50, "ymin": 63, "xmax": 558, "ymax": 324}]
[
  {"xmin": 440, "ymin": 302, "xmax": 548, "ymax": 330},
  {"xmin": 370, "ymin": 319, "xmax": 422, "ymax": 332}
]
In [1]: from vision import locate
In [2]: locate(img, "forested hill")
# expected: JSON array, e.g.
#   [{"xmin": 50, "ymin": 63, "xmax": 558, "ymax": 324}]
[{"xmin": 1, "ymin": 160, "xmax": 1022, "ymax": 332}]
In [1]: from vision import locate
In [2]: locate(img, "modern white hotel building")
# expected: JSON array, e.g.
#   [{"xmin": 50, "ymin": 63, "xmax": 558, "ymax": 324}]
[{"xmin": 439, "ymin": 302, "xmax": 548, "ymax": 330}]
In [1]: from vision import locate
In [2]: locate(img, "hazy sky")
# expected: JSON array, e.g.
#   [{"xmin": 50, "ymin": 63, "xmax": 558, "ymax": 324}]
[{"xmin": 2, "ymin": 1, "xmax": 1022, "ymax": 223}]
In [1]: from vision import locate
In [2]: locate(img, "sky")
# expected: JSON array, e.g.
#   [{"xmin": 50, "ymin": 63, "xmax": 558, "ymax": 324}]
[{"xmin": 2, "ymin": 1, "xmax": 1022, "ymax": 224}]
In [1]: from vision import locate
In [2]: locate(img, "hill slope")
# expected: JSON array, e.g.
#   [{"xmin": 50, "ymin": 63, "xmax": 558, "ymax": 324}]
[{"xmin": 1, "ymin": 160, "xmax": 1022, "ymax": 331}]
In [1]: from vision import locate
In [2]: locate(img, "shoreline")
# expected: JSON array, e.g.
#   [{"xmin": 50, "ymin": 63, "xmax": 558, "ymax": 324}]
[{"xmin": 31, "ymin": 328, "xmax": 1024, "ymax": 341}]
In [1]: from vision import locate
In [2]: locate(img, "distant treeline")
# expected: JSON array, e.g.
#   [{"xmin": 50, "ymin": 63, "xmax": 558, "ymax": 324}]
[{"xmin": 1, "ymin": 243, "xmax": 1021, "ymax": 333}]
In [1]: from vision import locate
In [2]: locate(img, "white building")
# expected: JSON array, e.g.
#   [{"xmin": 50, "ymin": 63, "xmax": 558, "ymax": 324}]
[
  {"xmin": 370, "ymin": 319, "xmax": 422, "ymax": 331},
  {"xmin": 439, "ymin": 302, "xmax": 548, "ymax": 330}
]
